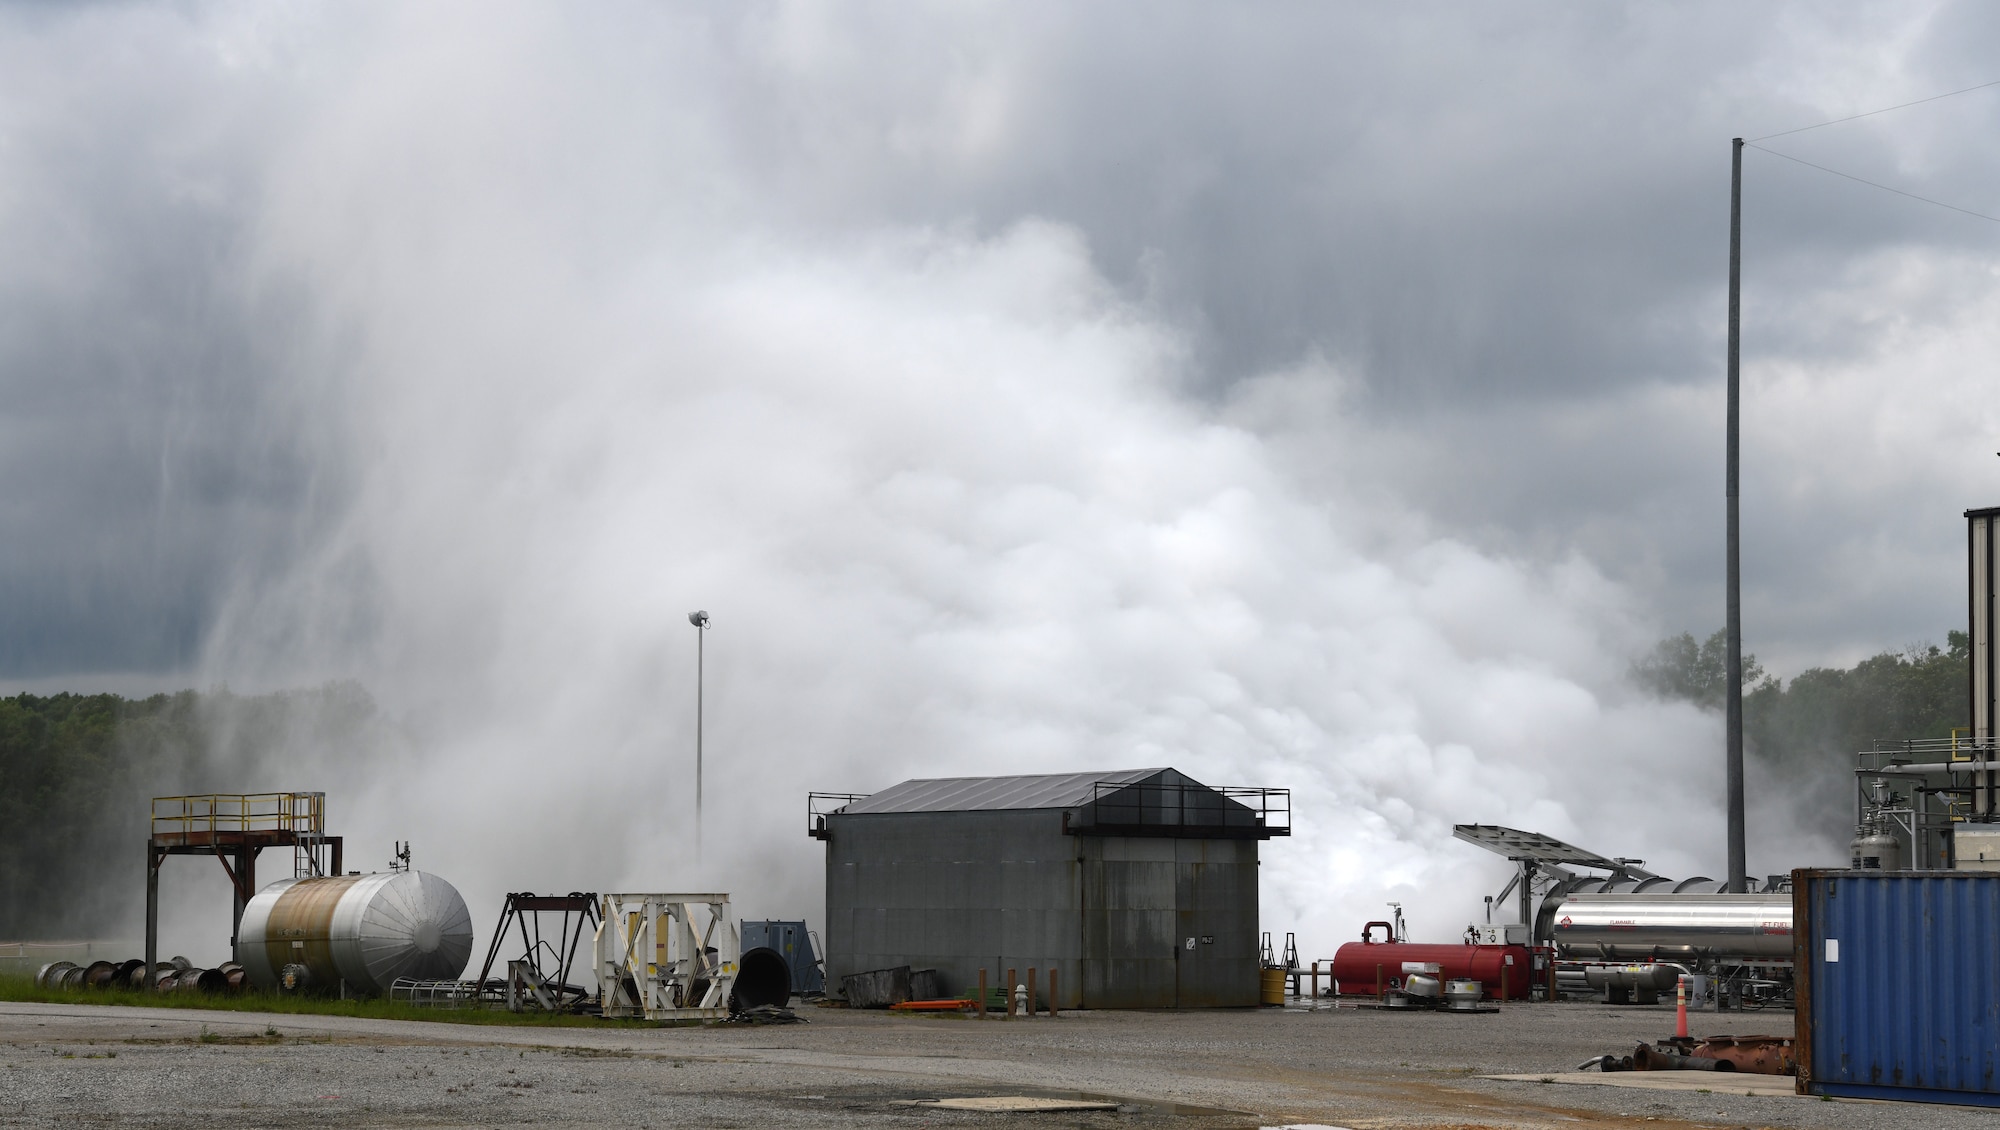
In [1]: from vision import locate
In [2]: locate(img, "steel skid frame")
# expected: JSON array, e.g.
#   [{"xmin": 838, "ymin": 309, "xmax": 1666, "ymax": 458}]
[
  {"xmin": 594, "ymin": 893, "xmax": 739, "ymax": 1021},
  {"xmin": 473, "ymin": 892, "xmax": 600, "ymax": 1011}
]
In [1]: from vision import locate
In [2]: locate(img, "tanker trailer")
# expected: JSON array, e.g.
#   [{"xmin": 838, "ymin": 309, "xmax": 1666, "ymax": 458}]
[
  {"xmin": 1540, "ymin": 890, "xmax": 1794, "ymax": 1006},
  {"xmin": 235, "ymin": 871, "xmax": 474, "ymax": 995},
  {"xmin": 1540, "ymin": 892, "xmax": 1792, "ymax": 962}
]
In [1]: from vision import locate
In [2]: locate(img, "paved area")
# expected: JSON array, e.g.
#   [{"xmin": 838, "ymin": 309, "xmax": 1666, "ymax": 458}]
[{"xmin": 0, "ymin": 998, "xmax": 1991, "ymax": 1128}]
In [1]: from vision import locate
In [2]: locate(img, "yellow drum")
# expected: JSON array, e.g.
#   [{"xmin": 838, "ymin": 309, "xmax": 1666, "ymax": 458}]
[{"xmin": 1259, "ymin": 966, "xmax": 1287, "ymax": 1006}]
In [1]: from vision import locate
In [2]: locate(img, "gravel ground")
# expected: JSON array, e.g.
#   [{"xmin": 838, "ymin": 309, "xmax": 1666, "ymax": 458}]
[{"xmin": 0, "ymin": 998, "xmax": 1994, "ymax": 1129}]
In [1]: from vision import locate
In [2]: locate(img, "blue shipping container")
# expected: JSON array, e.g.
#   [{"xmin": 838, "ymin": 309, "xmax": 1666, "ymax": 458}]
[{"xmin": 1799, "ymin": 870, "xmax": 2000, "ymax": 1106}]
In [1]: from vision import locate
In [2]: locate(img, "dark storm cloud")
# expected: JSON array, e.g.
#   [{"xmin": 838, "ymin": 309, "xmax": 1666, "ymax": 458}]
[
  {"xmin": 0, "ymin": 6, "xmax": 340, "ymax": 676},
  {"xmin": 693, "ymin": 6, "xmax": 1998, "ymax": 398},
  {"xmin": 670, "ymin": 4, "xmax": 2000, "ymax": 672},
  {"xmin": 2, "ymin": 1, "xmax": 1995, "ymax": 678}
]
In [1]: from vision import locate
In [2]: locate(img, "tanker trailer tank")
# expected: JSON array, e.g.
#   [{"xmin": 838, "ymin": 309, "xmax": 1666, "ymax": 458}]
[
  {"xmin": 1543, "ymin": 892, "xmax": 1791, "ymax": 962},
  {"xmin": 235, "ymin": 871, "xmax": 474, "ymax": 995}
]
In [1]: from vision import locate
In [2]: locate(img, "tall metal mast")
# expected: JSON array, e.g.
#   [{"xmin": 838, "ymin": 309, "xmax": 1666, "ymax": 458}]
[
  {"xmin": 1725, "ymin": 138, "xmax": 1747, "ymax": 893},
  {"xmin": 689, "ymin": 610, "xmax": 711, "ymax": 863}
]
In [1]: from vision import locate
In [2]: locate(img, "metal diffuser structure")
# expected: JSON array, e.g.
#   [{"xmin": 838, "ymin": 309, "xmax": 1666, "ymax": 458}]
[{"xmin": 594, "ymin": 893, "xmax": 739, "ymax": 1021}]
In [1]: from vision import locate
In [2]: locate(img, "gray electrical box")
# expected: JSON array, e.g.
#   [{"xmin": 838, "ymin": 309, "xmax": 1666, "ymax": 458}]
[{"xmin": 1954, "ymin": 827, "xmax": 2000, "ymax": 871}]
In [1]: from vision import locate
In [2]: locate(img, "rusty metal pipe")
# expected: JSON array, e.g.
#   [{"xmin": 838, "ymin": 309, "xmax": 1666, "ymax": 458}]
[
  {"xmin": 1691, "ymin": 1034, "xmax": 1794, "ymax": 1075},
  {"xmin": 1632, "ymin": 1042, "xmax": 1725, "ymax": 1071}
]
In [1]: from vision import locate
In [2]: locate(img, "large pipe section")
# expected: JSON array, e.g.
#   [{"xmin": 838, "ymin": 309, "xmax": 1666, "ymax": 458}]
[
  {"xmin": 1862, "ymin": 761, "xmax": 2000, "ymax": 776},
  {"xmin": 1543, "ymin": 892, "xmax": 1792, "ymax": 961},
  {"xmin": 235, "ymin": 871, "xmax": 473, "ymax": 995}
]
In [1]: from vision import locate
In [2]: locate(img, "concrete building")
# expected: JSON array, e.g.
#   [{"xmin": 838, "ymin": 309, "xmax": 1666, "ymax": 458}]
[{"xmin": 811, "ymin": 768, "xmax": 1289, "ymax": 1008}]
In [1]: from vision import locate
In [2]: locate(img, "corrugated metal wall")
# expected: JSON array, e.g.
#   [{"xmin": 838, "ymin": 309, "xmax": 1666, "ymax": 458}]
[
  {"xmin": 826, "ymin": 810, "xmax": 1085, "ymax": 1006},
  {"xmin": 1797, "ymin": 869, "xmax": 2000, "ymax": 1105},
  {"xmin": 824, "ymin": 810, "xmax": 1258, "ymax": 1008}
]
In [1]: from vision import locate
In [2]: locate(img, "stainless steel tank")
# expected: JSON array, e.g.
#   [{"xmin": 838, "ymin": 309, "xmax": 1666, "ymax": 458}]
[
  {"xmin": 1850, "ymin": 825, "xmax": 1903, "ymax": 870},
  {"xmin": 1544, "ymin": 893, "xmax": 1792, "ymax": 961},
  {"xmin": 235, "ymin": 871, "xmax": 474, "ymax": 995}
]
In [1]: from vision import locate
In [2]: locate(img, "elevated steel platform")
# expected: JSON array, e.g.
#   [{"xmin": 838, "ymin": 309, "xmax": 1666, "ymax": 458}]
[{"xmin": 145, "ymin": 793, "xmax": 344, "ymax": 973}]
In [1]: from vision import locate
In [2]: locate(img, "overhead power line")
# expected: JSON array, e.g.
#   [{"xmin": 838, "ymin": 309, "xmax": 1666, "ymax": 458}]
[
  {"xmin": 1744, "ymin": 142, "xmax": 2000, "ymax": 225},
  {"xmin": 1750, "ymin": 78, "xmax": 2000, "ymax": 142}
]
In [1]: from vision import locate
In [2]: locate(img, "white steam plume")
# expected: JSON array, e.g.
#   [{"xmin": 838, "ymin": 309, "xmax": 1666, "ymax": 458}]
[{"xmin": 98, "ymin": 4, "xmax": 1835, "ymax": 961}]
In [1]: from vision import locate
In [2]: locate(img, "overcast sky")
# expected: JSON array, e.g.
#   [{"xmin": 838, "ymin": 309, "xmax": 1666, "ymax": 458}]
[{"xmin": 7, "ymin": 2, "xmax": 1999, "ymax": 955}]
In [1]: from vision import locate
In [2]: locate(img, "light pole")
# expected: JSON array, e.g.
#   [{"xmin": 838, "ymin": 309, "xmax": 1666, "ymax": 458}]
[
  {"xmin": 1724, "ymin": 139, "xmax": 1747, "ymax": 894},
  {"xmin": 688, "ymin": 609, "xmax": 711, "ymax": 862}
]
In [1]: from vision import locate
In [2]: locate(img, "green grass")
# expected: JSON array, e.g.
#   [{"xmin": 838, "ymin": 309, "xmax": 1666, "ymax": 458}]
[{"xmin": 0, "ymin": 974, "xmax": 657, "ymax": 1029}]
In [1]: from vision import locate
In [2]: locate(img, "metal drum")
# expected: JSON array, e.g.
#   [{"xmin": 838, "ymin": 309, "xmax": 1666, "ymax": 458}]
[
  {"xmin": 235, "ymin": 871, "xmax": 473, "ymax": 995},
  {"xmin": 1546, "ymin": 893, "xmax": 1792, "ymax": 961}
]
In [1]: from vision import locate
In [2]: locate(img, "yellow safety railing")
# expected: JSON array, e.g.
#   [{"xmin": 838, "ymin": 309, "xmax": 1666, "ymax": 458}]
[{"xmin": 150, "ymin": 792, "xmax": 325, "ymax": 838}]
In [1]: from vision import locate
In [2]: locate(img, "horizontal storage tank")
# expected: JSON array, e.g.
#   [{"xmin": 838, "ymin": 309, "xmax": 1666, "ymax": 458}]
[
  {"xmin": 1330, "ymin": 940, "xmax": 1534, "ymax": 999},
  {"xmin": 235, "ymin": 871, "xmax": 473, "ymax": 995},
  {"xmin": 1544, "ymin": 893, "xmax": 1791, "ymax": 961},
  {"xmin": 1798, "ymin": 870, "xmax": 2000, "ymax": 1106}
]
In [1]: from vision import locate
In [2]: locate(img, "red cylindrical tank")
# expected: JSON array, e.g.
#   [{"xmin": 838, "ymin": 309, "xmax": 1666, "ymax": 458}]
[{"xmin": 1331, "ymin": 922, "xmax": 1533, "ymax": 1000}]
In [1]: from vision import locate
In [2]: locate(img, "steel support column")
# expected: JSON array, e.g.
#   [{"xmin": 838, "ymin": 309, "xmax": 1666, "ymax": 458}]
[{"xmin": 144, "ymin": 842, "xmax": 161, "ymax": 975}]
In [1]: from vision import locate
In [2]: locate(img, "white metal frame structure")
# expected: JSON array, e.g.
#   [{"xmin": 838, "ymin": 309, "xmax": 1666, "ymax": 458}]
[{"xmin": 594, "ymin": 893, "xmax": 739, "ymax": 1021}]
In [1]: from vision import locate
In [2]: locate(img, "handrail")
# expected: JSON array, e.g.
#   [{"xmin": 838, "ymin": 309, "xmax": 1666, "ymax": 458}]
[
  {"xmin": 149, "ymin": 792, "xmax": 326, "ymax": 838},
  {"xmin": 1866, "ymin": 736, "xmax": 2000, "ymax": 760},
  {"xmin": 1081, "ymin": 779, "xmax": 1291, "ymax": 835},
  {"xmin": 806, "ymin": 792, "xmax": 868, "ymax": 837}
]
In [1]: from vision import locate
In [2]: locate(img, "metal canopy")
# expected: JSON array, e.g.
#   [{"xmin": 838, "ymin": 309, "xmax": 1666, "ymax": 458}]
[{"xmin": 1452, "ymin": 824, "xmax": 1656, "ymax": 878}]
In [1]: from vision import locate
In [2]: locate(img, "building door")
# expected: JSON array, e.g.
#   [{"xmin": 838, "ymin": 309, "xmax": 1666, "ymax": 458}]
[
  {"xmin": 1173, "ymin": 838, "xmax": 1257, "ymax": 1007},
  {"xmin": 1080, "ymin": 836, "xmax": 1177, "ymax": 1007}
]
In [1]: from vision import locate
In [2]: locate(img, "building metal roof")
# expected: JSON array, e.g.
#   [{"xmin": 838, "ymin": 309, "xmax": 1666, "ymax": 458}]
[{"xmin": 841, "ymin": 769, "xmax": 1168, "ymax": 815}]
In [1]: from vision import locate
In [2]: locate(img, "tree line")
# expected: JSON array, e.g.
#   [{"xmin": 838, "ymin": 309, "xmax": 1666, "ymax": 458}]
[
  {"xmin": 0, "ymin": 684, "xmax": 379, "ymax": 941},
  {"xmin": 2, "ymin": 635, "xmax": 1968, "ymax": 938},
  {"xmin": 1631, "ymin": 629, "xmax": 1969, "ymax": 845}
]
